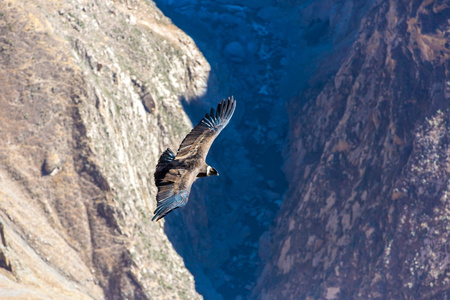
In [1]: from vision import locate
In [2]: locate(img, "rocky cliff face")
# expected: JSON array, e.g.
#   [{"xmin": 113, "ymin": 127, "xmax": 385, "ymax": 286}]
[
  {"xmin": 2, "ymin": 0, "xmax": 449, "ymax": 299},
  {"xmin": 255, "ymin": 0, "xmax": 450, "ymax": 299},
  {"xmin": 0, "ymin": 0, "xmax": 208, "ymax": 298}
]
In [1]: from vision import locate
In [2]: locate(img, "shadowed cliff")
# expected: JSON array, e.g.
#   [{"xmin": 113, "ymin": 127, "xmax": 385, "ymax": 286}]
[
  {"xmin": 255, "ymin": 0, "xmax": 450, "ymax": 299},
  {"xmin": 154, "ymin": 0, "xmax": 373, "ymax": 298}
]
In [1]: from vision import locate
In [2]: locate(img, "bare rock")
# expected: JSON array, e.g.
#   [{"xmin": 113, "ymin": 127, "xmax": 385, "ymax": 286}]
[
  {"xmin": 253, "ymin": 1, "xmax": 450, "ymax": 299},
  {"xmin": 43, "ymin": 152, "xmax": 61, "ymax": 176},
  {"xmin": 142, "ymin": 93, "xmax": 156, "ymax": 114},
  {"xmin": 0, "ymin": 0, "xmax": 207, "ymax": 298}
]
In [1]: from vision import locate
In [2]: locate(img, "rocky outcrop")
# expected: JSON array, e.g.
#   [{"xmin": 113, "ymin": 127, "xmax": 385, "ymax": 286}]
[
  {"xmin": 254, "ymin": 0, "xmax": 450, "ymax": 299},
  {"xmin": 0, "ymin": 0, "xmax": 208, "ymax": 298}
]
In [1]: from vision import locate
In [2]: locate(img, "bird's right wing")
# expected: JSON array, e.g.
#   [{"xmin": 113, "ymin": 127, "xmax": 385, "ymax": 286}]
[{"xmin": 175, "ymin": 97, "xmax": 236, "ymax": 160}]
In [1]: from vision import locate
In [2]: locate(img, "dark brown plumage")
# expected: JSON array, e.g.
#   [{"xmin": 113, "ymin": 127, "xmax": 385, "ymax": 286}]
[{"xmin": 152, "ymin": 97, "xmax": 236, "ymax": 221}]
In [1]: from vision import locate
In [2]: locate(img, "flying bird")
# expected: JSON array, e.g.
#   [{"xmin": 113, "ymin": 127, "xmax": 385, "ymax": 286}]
[{"xmin": 152, "ymin": 97, "xmax": 236, "ymax": 221}]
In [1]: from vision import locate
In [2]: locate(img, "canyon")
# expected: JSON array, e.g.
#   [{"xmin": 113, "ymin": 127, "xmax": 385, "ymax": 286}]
[{"xmin": 0, "ymin": 0, "xmax": 449, "ymax": 299}]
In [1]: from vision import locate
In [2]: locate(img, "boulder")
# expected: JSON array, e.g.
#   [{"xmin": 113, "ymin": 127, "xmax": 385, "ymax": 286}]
[{"xmin": 224, "ymin": 41, "xmax": 246, "ymax": 63}]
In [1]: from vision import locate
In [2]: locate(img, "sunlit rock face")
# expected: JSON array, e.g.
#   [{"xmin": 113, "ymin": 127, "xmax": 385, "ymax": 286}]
[
  {"xmin": 254, "ymin": 1, "xmax": 450, "ymax": 299},
  {"xmin": 0, "ymin": 0, "xmax": 208, "ymax": 298}
]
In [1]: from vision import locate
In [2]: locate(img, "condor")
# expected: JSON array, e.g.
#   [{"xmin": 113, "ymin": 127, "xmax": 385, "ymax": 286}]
[{"xmin": 152, "ymin": 97, "xmax": 236, "ymax": 221}]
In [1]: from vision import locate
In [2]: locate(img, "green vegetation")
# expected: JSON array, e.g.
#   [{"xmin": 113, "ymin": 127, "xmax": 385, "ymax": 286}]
[{"xmin": 68, "ymin": 12, "xmax": 84, "ymax": 28}]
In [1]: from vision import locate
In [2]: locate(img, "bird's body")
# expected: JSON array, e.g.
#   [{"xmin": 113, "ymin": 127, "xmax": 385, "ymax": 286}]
[{"xmin": 152, "ymin": 97, "xmax": 236, "ymax": 221}]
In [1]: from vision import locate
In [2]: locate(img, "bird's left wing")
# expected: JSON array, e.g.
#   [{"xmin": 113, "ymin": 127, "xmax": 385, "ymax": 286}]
[
  {"xmin": 152, "ymin": 190, "xmax": 190, "ymax": 221},
  {"xmin": 153, "ymin": 148, "xmax": 198, "ymax": 221},
  {"xmin": 175, "ymin": 97, "xmax": 236, "ymax": 160}
]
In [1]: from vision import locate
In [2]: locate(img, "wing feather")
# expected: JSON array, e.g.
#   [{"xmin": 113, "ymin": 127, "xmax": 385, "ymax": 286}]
[
  {"xmin": 154, "ymin": 149, "xmax": 194, "ymax": 221},
  {"xmin": 176, "ymin": 96, "xmax": 236, "ymax": 160},
  {"xmin": 152, "ymin": 97, "xmax": 236, "ymax": 221},
  {"xmin": 153, "ymin": 166, "xmax": 195, "ymax": 221},
  {"xmin": 152, "ymin": 191, "xmax": 189, "ymax": 221}
]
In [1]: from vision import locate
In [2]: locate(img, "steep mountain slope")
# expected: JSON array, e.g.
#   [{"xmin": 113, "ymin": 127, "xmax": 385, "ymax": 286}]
[
  {"xmin": 254, "ymin": 0, "xmax": 450, "ymax": 299},
  {"xmin": 0, "ymin": 0, "xmax": 208, "ymax": 298}
]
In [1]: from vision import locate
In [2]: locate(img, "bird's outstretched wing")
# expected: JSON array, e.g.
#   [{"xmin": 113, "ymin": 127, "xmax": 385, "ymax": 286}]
[
  {"xmin": 152, "ymin": 190, "xmax": 189, "ymax": 221},
  {"xmin": 153, "ymin": 148, "xmax": 193, "ymax": 221},
  {"xmin": 175, "ymin": 96, "xmax": 236, "ymax": 160}
]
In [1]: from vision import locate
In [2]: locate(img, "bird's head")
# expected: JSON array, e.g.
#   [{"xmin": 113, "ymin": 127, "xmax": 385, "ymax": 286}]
[{"xmin": 206, "ymin": 166, "xmax": 219, "ymax": 176}]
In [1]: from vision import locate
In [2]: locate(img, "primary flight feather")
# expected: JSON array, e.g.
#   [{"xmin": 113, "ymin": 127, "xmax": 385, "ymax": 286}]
[{"xmin": 153, "ymin": 97, "xmax": 236, "ymax": 221}]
